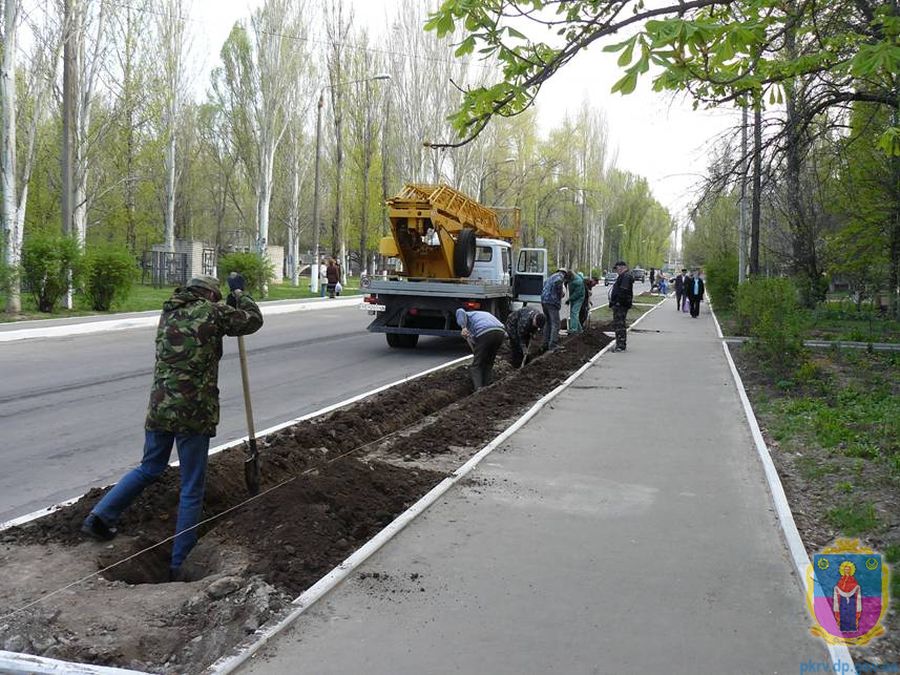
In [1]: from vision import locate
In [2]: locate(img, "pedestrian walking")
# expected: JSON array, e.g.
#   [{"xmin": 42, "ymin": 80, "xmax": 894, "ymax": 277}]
[
  {"xmin": 608, "ymin": 260, "xmax": 634, "ymax": 352},
  {"xmin": 81, "ymin": 274, "xmax": 263, "ymax": 581},
  {"xmin": 674, "ymin": 268, "xmax": 687, "ymax": 311},
  {"xmin": 541, "ymin": 267, "xmax": 571, "ymax": 352},
  {"xmin": 658, "ymin": 274, "xmax": 668, "ymax": 296},
  {"xmin": 505, "ymin": 306, "xmax": 545, "ymax": 368},
  {"xmin": 685, "ymin": 269, "xmax": 705, "ymax": 318},
  {"xmin": 325, "ymin": 259, "xmax": 340, "ymax": 298},
  {"xmin": 568, "ymin": 272, "xmax": 586, "ymax": 334},
  {"xmin": 456, "ymin": 308, "xmax": 507, "ymax": 390}
]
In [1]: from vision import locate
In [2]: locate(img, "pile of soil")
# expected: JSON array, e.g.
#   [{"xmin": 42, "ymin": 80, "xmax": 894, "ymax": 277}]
[{"xmin": 0, "ymin": 322, "xmax": 612, "ymax": 673}]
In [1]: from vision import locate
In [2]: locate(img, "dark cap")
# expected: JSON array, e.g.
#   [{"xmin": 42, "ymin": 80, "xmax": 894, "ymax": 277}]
[
  {"xmin": 614, "ymin": 260, "xmax": 628, "ymax": 268},
  {"xmin": 187, "ymin": 275, "xmax": 221, "ymax": 295}
]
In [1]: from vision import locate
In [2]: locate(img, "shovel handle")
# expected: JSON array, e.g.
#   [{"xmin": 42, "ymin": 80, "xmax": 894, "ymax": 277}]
[{"xmin": 237, "ymin": 336, "xmax": 256, "ymax": 444}]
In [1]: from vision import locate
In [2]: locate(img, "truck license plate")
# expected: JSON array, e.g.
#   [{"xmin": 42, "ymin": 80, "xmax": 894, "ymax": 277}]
[{"xmin": 358, "ymin": 303, "xmax": 386, "ymax": 312}]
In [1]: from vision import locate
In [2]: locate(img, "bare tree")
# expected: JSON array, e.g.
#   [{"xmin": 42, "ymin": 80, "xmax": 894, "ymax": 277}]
[
  {"xmin": 3, "ymin": 0, "xmax": 61, "ymax": 313},
  {"xmin": 158, "ymin": 0, "xmax": 190, "ymax": 252}
]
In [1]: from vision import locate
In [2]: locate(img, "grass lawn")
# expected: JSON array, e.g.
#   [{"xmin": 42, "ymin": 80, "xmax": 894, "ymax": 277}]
[
  {"xmin": 712, "ymin": 303, "xmax": 899, "ymax": 343},
  {"xmin": 734, "ymin": 346, "xmax": 900, "ymax": 632}
]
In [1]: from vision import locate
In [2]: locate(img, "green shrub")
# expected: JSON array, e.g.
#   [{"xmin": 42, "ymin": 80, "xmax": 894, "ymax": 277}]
[
  {"xmin": 795, "ymin": 272, "xmax": 829, "ymax": 309},
  {"xmin": 218, "ymin": 251, "xmax": 274, "ymax": 297},
  {"xmin": 83, "ymin": 244, "xmax": 138, "ymax": 311},
  {"xmin": 705, "ymin": 252, "xmax": 739, "ymax": 310},
  {"xmin": 736, "ymin": 277, "xmax": 805, "ymax": 374},
  {"xmin": 20, "ymin": 234, "xmax": 82, "ymax": 312}
]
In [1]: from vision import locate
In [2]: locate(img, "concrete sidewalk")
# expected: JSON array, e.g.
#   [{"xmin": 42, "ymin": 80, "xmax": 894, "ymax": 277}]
[{"xmin": 239, "ymin": 299, "xmax": 828, "ymax": 675}]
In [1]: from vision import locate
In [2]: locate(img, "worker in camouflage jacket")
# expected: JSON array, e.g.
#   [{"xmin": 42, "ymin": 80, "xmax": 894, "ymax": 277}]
[
  {"xmin": 505, "ymin": 306, "xmax": 545, "ymax": 368},
  {"xmin": 82, "ymin": 274, "xmax": 263, "ymax": 580}
]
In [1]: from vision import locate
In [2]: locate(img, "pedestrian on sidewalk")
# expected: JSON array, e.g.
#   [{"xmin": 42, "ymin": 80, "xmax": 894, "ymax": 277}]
[
  {"xmin": 505, "ymin": 306, "xmax": 545, "ymax": 368},
  {"xmin": 568, "ymin": 272, "xmax": 586, "ymax": 334},
  {"xmin": 674, "ymin": 268, "xmax": 687, "ymax": 311},
  {"xmin": 541, "ymin": 267, "xmax": 571, "ymax": 352},
  {"xmin": 685, "ymin": 269, "xmax": 705, "ymax": 318},
  {"xmin": 81, "ymin": 274, "xmax": 263, "ymax": 581},
  {"xmin": 325, "ymin": 258, "xmax": 340, "ymax": 298},
  {"xmin": 456, "ymin": 308, "xmax": 507, "ymax": 390},
  {"xmin": 608, "ymin": 260, "xmax": 634, "ymax": 352}
]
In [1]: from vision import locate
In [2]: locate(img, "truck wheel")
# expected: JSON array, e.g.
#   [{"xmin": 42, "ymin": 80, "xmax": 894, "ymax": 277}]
[
  {"xmin": 386, "ymin": 333, "xmax": 419, "ymax": 348},
  {"xmin": 453, "ymin": 228, "xmax": 477, "ymax": 277}
]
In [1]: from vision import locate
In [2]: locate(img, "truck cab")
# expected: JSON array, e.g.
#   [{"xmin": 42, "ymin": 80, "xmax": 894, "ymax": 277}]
[{"xmin": 468, "ymin": 238, "xmax": 512, "ymax": 284}]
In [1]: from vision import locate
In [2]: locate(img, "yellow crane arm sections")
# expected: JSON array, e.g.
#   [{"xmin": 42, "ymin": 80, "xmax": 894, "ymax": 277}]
[{"xmin": 379, "ymin": 183, "xmax": 519, "ymax": 279}]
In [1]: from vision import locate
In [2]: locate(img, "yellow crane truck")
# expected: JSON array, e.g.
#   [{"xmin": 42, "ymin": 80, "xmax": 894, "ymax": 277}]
[{"xmin": 361, "ymin": 183, "xmax": 548, "ymax": 348}]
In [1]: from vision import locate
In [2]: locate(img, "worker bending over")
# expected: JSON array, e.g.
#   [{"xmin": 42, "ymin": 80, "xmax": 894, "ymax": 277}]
[
  {"xmin": 456, "ymin": 308, "xmax": 507, "ymax": 390},
  {"xmin": 505, "ymin": 306, "xmax": 545, "ymax": 368}
]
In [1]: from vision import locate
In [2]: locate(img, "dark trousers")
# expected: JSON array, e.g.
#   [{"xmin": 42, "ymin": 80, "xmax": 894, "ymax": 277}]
[
  {"xmin": 613, "ymin": 305, "xmax": 628, "ymax": 348},
  {"xmin": 689, "ymin": 296, "xmax": 701, "ymax": 317},
  {"xmin": 541, "ymin": 303, "xmax": 561, "ymax": 350},
  {"xmin": 470, "ymin": 329, "xmax": 505, "ymax": 389},
  {"xmin": 675, "ymin": 291, "xmax": 683, "ymax": 311}
]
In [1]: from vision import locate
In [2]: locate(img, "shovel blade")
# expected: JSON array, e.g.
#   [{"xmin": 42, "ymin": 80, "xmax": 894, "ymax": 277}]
[
  {"xmin": 244, "ymin": 437, "xmax": 261, "ymax": 496},
  {"xmin": 244, "ymin": 455, "xmax": 260, "ymax": 496}
]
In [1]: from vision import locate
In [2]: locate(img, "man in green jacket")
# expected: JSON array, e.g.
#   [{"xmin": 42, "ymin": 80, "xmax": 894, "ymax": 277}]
[{"xmin": 81, "ymin": 274, "xmax": 263, "ymax": 580}]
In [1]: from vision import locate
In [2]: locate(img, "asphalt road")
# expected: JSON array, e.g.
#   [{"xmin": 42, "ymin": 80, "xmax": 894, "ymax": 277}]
[{"xmin": 0, "ymin": 306, "xmax": 469, "ymax": 523}]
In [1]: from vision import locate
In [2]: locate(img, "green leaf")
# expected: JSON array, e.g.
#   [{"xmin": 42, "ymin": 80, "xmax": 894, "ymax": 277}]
[
  {"xmin": 611, "ymin": 69, "xmax": 638, "ymax": 95},
  {"xmin": 617, "ymin": 35, "xmax": 636, "ymax": 67}
]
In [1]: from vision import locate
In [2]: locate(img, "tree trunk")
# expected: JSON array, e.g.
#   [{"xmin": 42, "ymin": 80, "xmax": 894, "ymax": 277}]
[
  {"xmin": 750, "ymin": 103, "xmax": 761, "ymax": 276},
  {"xmin": 1, "ymin": 0, "xmax": 19, "ymax": 313},
  {"xmin": 164, "ymin": 119, "xmax": 176, "ymax": 252},
  {"xmin": 288, "ymin": 142, "xmax": 300, "ymax": 285}
]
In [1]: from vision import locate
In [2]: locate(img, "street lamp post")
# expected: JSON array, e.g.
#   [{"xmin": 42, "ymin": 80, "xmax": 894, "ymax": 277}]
[{"xmin": 310, "ymin": 73, "xmax": 390, "ymax": 293}]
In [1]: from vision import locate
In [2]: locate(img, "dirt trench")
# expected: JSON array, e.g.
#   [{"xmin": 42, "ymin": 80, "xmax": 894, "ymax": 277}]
[{"xmin": 0, "ymin": 322, "xmax": 612, "ymax": 674}]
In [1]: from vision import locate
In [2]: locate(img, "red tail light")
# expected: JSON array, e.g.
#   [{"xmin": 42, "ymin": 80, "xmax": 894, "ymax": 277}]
[
  {"xmin": 364, "ymin": 295, "xmax": 378, "ymax": 304},
  {"xmin": 408, "ymin": 307, "xmax": 419, "ymax": 316},
  {"xmin": 464, "ymin": 301, "xmax": 481, "ymax": 310}
]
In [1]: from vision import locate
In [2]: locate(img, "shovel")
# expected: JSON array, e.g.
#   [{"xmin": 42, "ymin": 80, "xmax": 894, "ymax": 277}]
[{"xmin": 237, "ymin": 335, "xmax": 260, "ymax": 496}]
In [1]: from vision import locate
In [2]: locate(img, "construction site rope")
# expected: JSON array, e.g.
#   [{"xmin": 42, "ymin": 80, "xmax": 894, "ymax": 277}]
[
  {"xmin": 0, "ymin": 417, "xmax": 436, "ymax": 621},
  {"xmin": 1, "ymin": 301, "xmax": 620, "ymax": 622}
]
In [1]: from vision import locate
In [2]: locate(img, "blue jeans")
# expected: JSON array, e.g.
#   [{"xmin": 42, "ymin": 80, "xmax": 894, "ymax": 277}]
[
  {"xmin": 92, "ymin": 430, "xmax": 210, "ymax": 569},
  {"xmin": 542, "ymin": 303, "xmax": 561, "ymax": 349}
]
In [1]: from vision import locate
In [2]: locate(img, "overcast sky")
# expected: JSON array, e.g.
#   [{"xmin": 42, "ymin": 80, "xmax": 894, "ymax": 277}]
[{"xmin": 193, "ymin": 0, "xmax": 739, "ymax": 225}]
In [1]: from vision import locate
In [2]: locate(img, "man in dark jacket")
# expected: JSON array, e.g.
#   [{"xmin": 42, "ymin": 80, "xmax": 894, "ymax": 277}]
[
  {"xmin": 540, "ymin": 267, "xmax": 571, "ymax": 352},
  {"xmin": 325, "ymin": 258, "xmax": 340, "ymax": 298},
  {"xmin": 505, "ymin": 306, "xmax": 545, "ymax": 368},
  {"xmin": 674, "ymin": 268, "xmax": 687, "ymax": 311},
  {"xmin": 456, "ymin": 308, "xmax": 507, "ymax": 389},
  {"xmin": 608, "ymin": 260, "xmax": 634, "ymax": 352},
  {"xmin": 685, "ymin": 269, "xmax": 705, "ymax": 318},
  {"xmin": 81, "ymin": 274, "xmax": 263, "ymax": 580}
]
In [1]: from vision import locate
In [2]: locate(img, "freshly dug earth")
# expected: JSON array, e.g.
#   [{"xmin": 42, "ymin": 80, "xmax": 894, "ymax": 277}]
[
  {"xmin": 0, "ymin": 321, "xmax": 613, "ymax": 673},
  {"xmin": 732, "ymin": 346, "xmax": 900, "ymax": 668}
]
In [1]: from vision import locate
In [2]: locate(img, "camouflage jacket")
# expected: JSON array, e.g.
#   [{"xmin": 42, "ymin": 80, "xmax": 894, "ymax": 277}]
[
  {"xmin": 145, "ymin": 288, "xmax": 263, "ymax": 436},
  {"xmin": 505, "ymin": 307, "xmax": 541, "ymax": 348}
]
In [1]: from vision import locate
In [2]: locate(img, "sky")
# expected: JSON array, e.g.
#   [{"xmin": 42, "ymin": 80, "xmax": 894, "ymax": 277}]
[{"xmin": 194, "ymin": 0, "xmax": 740, "ymax": 226}]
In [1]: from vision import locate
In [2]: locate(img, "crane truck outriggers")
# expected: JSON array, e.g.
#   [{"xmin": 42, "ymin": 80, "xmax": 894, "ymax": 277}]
[{"xmin": 361, "ymin": 183, "xmax": 549, "ymax": 348}]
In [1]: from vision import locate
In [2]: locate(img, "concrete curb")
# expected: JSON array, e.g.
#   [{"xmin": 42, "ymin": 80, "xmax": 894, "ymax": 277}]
[
  {"xmin": 0, "ymin": 650, "xmax": 147, "ymax": 675},
  {"xmin": 0, "ymin": 352, "xmax": 471, "ymax": 533},
  {"xmin": 206, "ymin": 302, "xmax": 662, "ymax": 675},
  {"xmin": 709, "ymin": 305, "xmax": 856, "ymax": 675},
  {"xmin": 0, "ymin": 304, "xmax": 653, "ymax": 675},
  {"xmin": 0, "ymin": 296, "xmax": 362, "ymax": 343}
]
